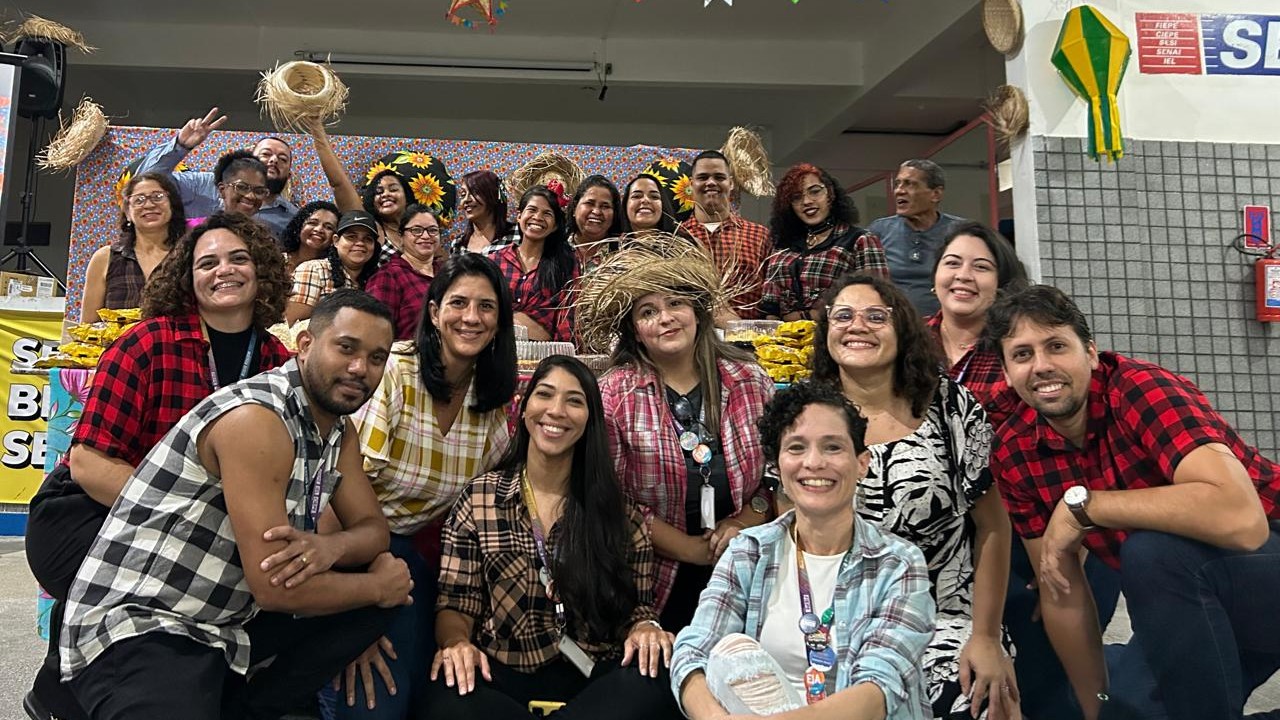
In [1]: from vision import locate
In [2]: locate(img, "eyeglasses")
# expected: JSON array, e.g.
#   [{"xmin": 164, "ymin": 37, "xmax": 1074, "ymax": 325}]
[
  {"xmin": 127, "ymin": 192, "xmax": 168, "ymax": 208},
  {"xmin": 222, "ymin": 180, "xmax": 270, "ymax": 199},
  {"xmin": 791, "ymin": 185, "xmax": 827, "ymax": 203},
  {"xmin": 403, "ymin": 226, "xmax": 440, "ymax": 239},
  {"xmin": 827, "ymin": 304, "xmax": 893, "ymax": 329}
]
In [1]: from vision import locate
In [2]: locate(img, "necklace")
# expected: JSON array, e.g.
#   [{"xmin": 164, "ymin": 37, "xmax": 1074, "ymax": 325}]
[
  {"xmin": 941, "ymin": 323, "xmax": 979, "ymax": 353},
  {"xmin": 805, "ymin": 219, "xmax": 836, "ymax": 247}
]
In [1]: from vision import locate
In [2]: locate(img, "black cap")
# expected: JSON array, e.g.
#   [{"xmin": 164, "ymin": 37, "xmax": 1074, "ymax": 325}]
[{"xmin": 336, "ymin": 210, "xmax": 378, "ymax": 236}]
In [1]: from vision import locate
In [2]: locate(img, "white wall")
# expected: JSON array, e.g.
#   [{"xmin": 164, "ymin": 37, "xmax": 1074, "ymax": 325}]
[{"xmin": 1016, "ymin": 0, "xmax": 1280, "ymax": 143}]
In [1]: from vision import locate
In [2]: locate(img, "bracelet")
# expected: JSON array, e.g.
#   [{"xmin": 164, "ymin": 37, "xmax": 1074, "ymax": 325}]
[{"xmin": 635, "ymin": 619, "xmax": 663, "ymax": 632}]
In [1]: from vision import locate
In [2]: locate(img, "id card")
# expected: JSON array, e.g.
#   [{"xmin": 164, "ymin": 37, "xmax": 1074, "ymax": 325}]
[
  {"xmin": 558, "ymin": 635, "xmax": 596, "ymax": 677},
  {"xmin": 700, "ymin": 484, "xmax": 716, "ymax": 531}
]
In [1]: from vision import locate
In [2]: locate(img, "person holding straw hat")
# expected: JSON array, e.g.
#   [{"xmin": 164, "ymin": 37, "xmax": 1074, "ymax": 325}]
[{"xmin": 579, "ymin": 234, "xmax": 774, "ymax": 631}]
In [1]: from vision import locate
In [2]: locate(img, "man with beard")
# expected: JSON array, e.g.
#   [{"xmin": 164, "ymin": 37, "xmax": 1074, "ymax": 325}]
[
  {"xmin": 136, "ymin": 106, "xmax": 298, "ymax": 238},
  {"xmin": 58, "ymin": 290, "xmax": 412, "ymax": 720},
  {"xmin": 988, "ymin": 285, "xmax": 1280, "ymax": 720}
]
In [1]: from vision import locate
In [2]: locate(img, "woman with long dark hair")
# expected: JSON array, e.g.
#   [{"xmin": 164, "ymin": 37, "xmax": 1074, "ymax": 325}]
[
  {"xmin": 760, "ymin": 163, "xmax": 889, "ymax": 321},
  {"xmin": 81, "ymin": 171, "xmax": 189, "ymax": 322},
  {"xmin": 565, "ymin": 175, "xmax": 622, "ymax": 273},
  {"xmin": 280, "ymin": 200, "xmax": 340, "ymax": 277},
  {"xmin": 620, "ymin": 174, "xmax": 677, "ymax": 236},
  {"xmin": 429, "ymin": 355, "xmax": 680, "ymax": 719},
  {"xmin": 811, "ymin": 273, "xmax": 1018, "ymax": 719},
  {"xmin": 451, "ymin": 170, "xmax": 515, "ymax": 255},
  {"xmin": 340, "ymin": 254, "xmax": 517, "ymax": 719},
  {"xmin": 489, "ymin": 186, "xmax": 579, "ymax": 342},
  {"xmin": 287, "ymin": 211, "xmax": 381, "ymax": 325}
]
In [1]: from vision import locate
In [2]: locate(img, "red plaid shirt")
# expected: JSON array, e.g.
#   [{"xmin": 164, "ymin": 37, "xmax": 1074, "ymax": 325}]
[
  {"xmin": 926, "ymin": 312, "xmax": 1022, "ymax": 431},
  {"xmin": 677, "ymin": 215, "xmax": 771, "ymax": 319},
  {"xmin": 366, "ymin": 254, "xmax": 433, "ymax": 340},
  {"xmin": 72, "ymin": 312, "xmax": 292, "ymax": 468},
  {"xmin": 992, "ymin": 352, "xmax": 1280, "ymax": 569},
  {"xmin": 490, "ymin": 244, "xmax": 578, "ymax": 343},
  {"xmin": 600, "ymin": 358, "xmax": 773, "ymax": 610},
  {"xmin": 760, "ymin": 225, "xmax": 889, "ymax": 318}
]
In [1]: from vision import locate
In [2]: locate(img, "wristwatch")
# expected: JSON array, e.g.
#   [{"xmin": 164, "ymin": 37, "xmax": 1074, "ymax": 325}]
[
  {"xmin": 1063, "ymin": 485, "xmax": 1099, "ymax": 531},
  {"xmin": 750, "ymin": 496, "xmax": 769, "ymax": 515}
]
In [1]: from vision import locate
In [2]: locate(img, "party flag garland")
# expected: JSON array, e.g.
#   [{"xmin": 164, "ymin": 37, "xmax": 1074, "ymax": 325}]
[
  {"xmin": 446, "ymin": 0, "xmax": 507, "ymax": 29},
  {"xmin": 1051, "ymin": 5, "xmax": 1131, "ymax": 162}
]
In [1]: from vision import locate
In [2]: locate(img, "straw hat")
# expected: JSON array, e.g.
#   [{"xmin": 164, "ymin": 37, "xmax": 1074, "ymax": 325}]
[
  {"xmin": 984, "ymin": 84, "xmax": 1030, "ymax": 148},
  {"xmin": 572, "ymin": 232, "xmax": 743, "ymax": 353},
  {"xmin": 255, "ymin": 60, "xmax": 349, "ymax": 132},
  {"xmin": 983, "ymin": 0, "xmax": 1024, "ymax": 56},
  {"xmin": 4, "ymin": 15, "xmax": 95, "ymax": 52},
  {"xmin": 720, "ymin": 126, "xmax": 775, "ymax": 197},
  {"xmin": 37, "ymin": 97, "xmax": 107, "ymax": 172},
  {"xmin": 505, "ymin": 152, "xmax": 585, "ymax": 202}
]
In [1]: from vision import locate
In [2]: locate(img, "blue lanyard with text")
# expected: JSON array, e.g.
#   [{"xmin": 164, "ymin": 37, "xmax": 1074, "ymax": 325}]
[
  {"xmin": 520, "ymin": 469, "xmax": 566, "ymax": 632},
  {"xmin": 206, "ymin": 327, "xmax": 258, "ymax": 391}
]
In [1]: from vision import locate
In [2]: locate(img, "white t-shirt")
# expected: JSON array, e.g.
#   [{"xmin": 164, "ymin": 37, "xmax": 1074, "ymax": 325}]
[{"xmin": 758, "ymin": 532, "xmax": 845, "ymax": 697}]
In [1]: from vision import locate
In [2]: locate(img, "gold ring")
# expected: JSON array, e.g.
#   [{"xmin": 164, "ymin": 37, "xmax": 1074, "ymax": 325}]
[{"xmin": 300, "ymin": 554, "xmax": 308, "ymax": 565}]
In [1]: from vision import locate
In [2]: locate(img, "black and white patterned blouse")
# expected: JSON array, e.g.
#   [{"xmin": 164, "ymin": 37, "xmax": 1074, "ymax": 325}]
[{"xmin": 60, "ymin": 360, "xmax": 345, "ymax": 680}]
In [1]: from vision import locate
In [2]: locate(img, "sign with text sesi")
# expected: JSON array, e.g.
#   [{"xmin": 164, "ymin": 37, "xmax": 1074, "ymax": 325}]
[{"xmin": 1136, "ymin": 12, "xmax": 1280, "ymax": 76}]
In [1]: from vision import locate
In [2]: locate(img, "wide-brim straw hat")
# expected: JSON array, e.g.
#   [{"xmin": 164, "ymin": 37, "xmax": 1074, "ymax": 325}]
[
  {"xmin": 506, "ymin": 152, "xmax": 585, "ymax": 201},
  {"xmin": 5, "ymin": 15, "xmax": 95, "ymax": 52},
  {"xmin": 984, "ymin": 84, "xmax": 1030, "ymax": 148},
  {"xmin": 720, "ymin": 126, "xmax": 775, "ymax": 197},
  {"xmin": 37, "ymin": 97, "xmax": 107, "ymax": 172},
  {"xmin": 572, "ymin": 232, "xmax": 744, "ymax": 353},
  {"xmin": 255, "ymin": 60, "xmax": 349, "ymax": 132},
  {"xmin": 983, "ymin": 0, "xmax": 1024, "ymax": 56}
]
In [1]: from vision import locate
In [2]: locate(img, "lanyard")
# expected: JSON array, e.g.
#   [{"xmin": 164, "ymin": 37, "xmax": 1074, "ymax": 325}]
[
  {"xmin": 301, "ymin": 454, "xmax": 326, "ymax": 532},
  {"xmin": 953, "ymin": 350, "xmax": 975, "ymax": 385},
  {"xmin": 520, "ymin": 469, "xmax": 566, "ymax": 632},
  {"xmin": 206, "ymin": 326, "xmax": 258, "ymax": 391},
  {"xmin": 794, "ymin": 527, "xmax": 838, "ymax": 704},
  {"xmin": 669, "ymin": 389, "xmax": 717, "ymax": 530}
]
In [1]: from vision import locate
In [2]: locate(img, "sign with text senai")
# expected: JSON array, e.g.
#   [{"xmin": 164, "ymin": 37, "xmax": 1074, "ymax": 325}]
[{"xmin": 1136, "ymin": 13, "xmax": 1280, "ymax": 75}]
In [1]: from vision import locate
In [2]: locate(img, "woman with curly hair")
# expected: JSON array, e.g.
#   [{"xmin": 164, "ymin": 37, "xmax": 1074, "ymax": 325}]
[
  {"xmin": 760, "ymin": 164, "xmax": 888, "ymax": 321},
  {"xmin": 287, "ymin": 211, "xmax": 382, "ymax": 326},
  {"xmin": 80, "ymin": 171, "xmax": 188, "ymax": 322},
  {"xmin": 811, "ymin": 273, "xmax": 1019, "ymax": 720},
  {"xmin": 281, "ymin": 200, "xmax": 340, "ymax": 277},
  {"xmin": 23, "ymin": 211, "xmax": 292, "ymax": 720}
]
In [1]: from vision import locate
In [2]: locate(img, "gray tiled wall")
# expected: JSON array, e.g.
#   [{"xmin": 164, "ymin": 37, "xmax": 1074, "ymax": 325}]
[{"xmin": 1032, "ymin": 135, "xmax": 1280, "ymax": 457}]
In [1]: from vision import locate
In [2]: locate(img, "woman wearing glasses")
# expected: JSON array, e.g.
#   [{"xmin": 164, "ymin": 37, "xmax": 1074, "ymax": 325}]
[
  {"xmin": 213, "ymin": 150, "xmax": 271, "ymax": 219},
  {"xmin": 759, "ymin": 164, "xmax": 888, "ymax": 322},
  {"xmin": 81, "ymin": 172, "xmax": 188, "ymax": 322},
  {"xmin": 811, "ymin": 273, "xmax": 1018, "ymax": 720},
  {"xmin": 367, "ymin": 205, "xmax": 441, "ymax": 339},
  {"xmin": 582, "ymin": 237, "xmax": 774, "ymax": 631}
]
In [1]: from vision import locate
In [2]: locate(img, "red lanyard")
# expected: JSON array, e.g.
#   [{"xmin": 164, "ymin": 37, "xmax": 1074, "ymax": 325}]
[{"xmin": 795, "ymin": 527, "xmax": 837, "ymax": 704}]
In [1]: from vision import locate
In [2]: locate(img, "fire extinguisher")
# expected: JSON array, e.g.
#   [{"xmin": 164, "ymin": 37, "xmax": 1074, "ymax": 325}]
[{"xmin": 1258, "ymin": 250, "xmax": 1280, "ymax": 323}]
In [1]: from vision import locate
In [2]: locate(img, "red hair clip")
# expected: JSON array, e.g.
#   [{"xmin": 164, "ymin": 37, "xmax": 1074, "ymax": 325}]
[{"xmin": 545, "ymin": 179, "xmax": 570, "ymax": 209}]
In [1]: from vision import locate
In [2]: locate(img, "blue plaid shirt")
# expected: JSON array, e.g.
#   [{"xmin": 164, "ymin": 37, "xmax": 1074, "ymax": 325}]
[{"xmin": 671, "ymin": 510, "xmax": 935, "ymax": 719}]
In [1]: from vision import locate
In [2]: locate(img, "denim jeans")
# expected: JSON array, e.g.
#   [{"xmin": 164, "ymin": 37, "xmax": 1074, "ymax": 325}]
[
  {"xmin": 1119, "ymin": 527, "xmax": 1280, "ymax": 720},
  {"xmin": 334, "ymin": 533, "xmax": 438, "ymax": 720}
]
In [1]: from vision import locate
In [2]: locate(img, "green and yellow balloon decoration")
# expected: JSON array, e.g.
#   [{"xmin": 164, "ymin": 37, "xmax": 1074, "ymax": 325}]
[{"xmin": 1051, "ymin": 6, "xmax": 1131, "ymax": 162}]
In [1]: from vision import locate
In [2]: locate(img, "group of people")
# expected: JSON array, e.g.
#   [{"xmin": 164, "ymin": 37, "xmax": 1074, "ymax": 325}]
[{"xmin": 22, "ymin": 109, "xmax": 1280, "ymax": 720}]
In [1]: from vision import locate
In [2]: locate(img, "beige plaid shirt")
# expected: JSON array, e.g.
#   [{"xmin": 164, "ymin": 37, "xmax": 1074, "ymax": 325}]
[{"xmin": 355, "ymin": 345, "xmax": 510, "ymax": 534}]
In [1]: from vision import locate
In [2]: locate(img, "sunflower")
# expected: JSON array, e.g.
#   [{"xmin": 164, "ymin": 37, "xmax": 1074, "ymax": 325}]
[
  {"xmin": 364, "ymin": 162, "xmax": 396, "ymax": 184},
  {"xmin": 394, "ymin": 150, "xmax": 434, "ymax": 169},
  {"xmin": 175, "ymin": 161, "xmax": 189, "ymax": 172},
  {"xmin": 644, "ymin": 168, "xmax": 669, "ymax": 186},
  {"xmin": 655, "ymin": 157, "xmax": 684, "ymax": 173},
  {"xmin": 670, "ymin": 175, "xmax": 695, "ymax": 214},
  {"xmin": 113, "ymin": 170, "xmax": 134, "ymax": 209},
  {"xmin": 409, "ymin": 173, "xmax": 446, "ymax": 209}
]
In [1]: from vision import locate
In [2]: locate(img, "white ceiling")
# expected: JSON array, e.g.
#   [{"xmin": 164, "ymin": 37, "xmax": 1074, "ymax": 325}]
[{"xmin": 14, "ymin": 0, "xmax": 1005, "ymax": 186}]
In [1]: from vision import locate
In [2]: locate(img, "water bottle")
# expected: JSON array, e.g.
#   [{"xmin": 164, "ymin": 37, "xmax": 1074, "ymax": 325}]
[{"xmin": 36, "ymin": 587, "xmax": 54, "ymax": 641}]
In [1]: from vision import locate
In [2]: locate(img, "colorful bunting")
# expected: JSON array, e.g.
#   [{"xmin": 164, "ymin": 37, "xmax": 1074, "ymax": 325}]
[{"xmin": 446, "ymin": 0, "xmax": 506, "ymax": 29}]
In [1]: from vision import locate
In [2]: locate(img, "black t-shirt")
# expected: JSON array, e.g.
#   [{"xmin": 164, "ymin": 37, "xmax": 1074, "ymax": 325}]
[
  {"xmin": 666, "ymin": 384, "xmax": 734, "ymax": 533},
  {"xmin": 206, "ymin": 324, "xmax": 261, "ymax": 389}
]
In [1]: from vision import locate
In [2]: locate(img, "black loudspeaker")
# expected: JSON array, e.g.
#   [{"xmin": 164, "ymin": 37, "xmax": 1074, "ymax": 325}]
[{"xmin": 13, "ymin": 38, "xmax": 65, "ymax": 119}]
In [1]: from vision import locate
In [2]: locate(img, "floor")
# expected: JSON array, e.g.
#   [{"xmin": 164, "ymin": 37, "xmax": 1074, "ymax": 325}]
[{"xmin": 0, "ymin": 536, "xmax": 1276, "ymax": 719}]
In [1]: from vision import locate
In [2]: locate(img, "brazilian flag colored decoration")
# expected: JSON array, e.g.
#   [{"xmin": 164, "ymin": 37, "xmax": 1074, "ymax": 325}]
[{"xmin": 1051, "ymin": 6, "xmax": 1131, "ymax": 162}]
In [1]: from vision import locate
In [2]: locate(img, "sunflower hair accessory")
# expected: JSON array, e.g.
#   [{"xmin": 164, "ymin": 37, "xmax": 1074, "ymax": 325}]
[{"xmin": 571, "ymin": 232, "xmax": 748, "ymax": 353}]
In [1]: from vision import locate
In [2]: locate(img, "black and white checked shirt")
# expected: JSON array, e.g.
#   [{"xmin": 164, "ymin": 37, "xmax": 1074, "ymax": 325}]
[{"xmin": 60, "ymin": 360, "xmax": 346, "ymax": 680}]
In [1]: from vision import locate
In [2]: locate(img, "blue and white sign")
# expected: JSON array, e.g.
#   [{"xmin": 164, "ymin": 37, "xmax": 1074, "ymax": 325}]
[{"xmin": 1201, "ymin": 13, "xmax": 1280, "ymax": 76}]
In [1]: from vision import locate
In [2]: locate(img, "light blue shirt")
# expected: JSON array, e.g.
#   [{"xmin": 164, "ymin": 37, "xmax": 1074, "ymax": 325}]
[
  {"xmin": 866, "ymin": 212, "xmax": 964, "ymax": 317},
  {"xmin": 135, "ymin": 134, "xmax": 299, "ymax": 239},
  {"xmin": 671, "ymin": 510, "xmax": 936, "ymax": 719}
]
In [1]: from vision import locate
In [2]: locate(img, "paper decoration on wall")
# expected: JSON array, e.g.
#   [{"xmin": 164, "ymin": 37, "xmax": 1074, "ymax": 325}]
[
  {"xmin": 446, "ymin": 0, "xmax": 506, "ymax": 28},
  {"xmin": 1051, "ymin": 5, "xmax": 1130, "ymax": 162},
  {"xmin": 366, "ymin": 150, "xmax": 458, "ymax": 225},
  {"xmin": 642, "ymin": 157, "xmax": 695, "ymax": 221}
]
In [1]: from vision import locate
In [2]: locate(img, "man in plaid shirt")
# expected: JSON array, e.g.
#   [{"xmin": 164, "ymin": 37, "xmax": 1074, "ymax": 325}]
[
  {"xmin": 59, "ymin": 292, "xmax": 412, "ymax": 720},
  {"xmin": 677, "ymin": 151, "xmax": 771, "ymax": 320},
  {"xmin": 988, "ymin": 285, "xmax": 1280, "ymax": 720}
]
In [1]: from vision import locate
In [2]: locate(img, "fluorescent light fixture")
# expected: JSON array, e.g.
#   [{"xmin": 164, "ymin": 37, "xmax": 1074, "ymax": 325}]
[{"xmin": 295, "ymin": 51, "xmax": 599, "ymax": 75}]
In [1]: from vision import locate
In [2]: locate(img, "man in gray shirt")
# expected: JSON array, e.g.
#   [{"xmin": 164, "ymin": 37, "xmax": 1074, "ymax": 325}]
[{"xmin": 866, "ymin": 159, "xmax": 965, "ymax": 317}]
